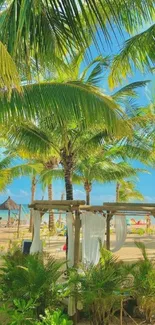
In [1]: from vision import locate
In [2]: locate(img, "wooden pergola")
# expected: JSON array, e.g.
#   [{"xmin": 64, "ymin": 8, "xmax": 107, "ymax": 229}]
[{"xmin": 29, "ymin": 200, "xmax": 155, "ymax": 265}]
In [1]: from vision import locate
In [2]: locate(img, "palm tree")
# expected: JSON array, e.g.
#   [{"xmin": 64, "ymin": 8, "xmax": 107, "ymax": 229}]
[
  {"xmin": 29, "ymin": 174, "xmax": 37, "ymax": 233},
  {"xmin": 5, "ymin": 146, "xmax": 61, "ymax": 231},
  {"xmin": 116, "ymin": 180, "xmax": 144, "ymax": 202},
  {"xmin": 3, "ymin": 53, "xmax": 150, "ymax": 200},
  {"xmin": 42, "ymin": 157, "xmax": 59, "ymax": 232},
  {"xmin": 74, "ymin": 150, "xmax": 145, "ymax": 205},
  {"xmin": 0, "ymin": 152, "xmax": 42, "ymax": 192},
  {"xmin": 0, "ymin": 0, "xmax": 154, "ymax": 75},
  {"xmin": 73, "ymin": 147, "xmax": 146, "ymax": 205}
]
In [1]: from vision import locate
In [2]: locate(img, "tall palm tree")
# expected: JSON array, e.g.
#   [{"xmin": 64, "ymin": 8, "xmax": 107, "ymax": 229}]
[
  {"xmin": 3, "ymin": 54, "xmax": 150, "ymax": 200},
  {"xmin": 74, "ymin": 154, "xmax": 142, "ymax": 205}
]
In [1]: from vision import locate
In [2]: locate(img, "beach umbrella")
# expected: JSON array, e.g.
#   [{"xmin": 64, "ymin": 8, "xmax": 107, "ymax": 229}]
[{"xmin": 0, "ymin": 196, "xmax": 19, "ymax": 226}]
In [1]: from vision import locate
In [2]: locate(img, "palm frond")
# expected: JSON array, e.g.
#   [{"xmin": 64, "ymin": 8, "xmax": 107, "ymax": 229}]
[
  {"xmin": 80, "ymin": 56, "xmax": 110, "ymax": 86},
  {"xmin": 0, "ymin": 41, "xmax": 20, "ymax": 93},
  {"xmin": 112, "ymin": 81, "xmax": 150, "ymax": 101},
  {"xmin": 0, "ymin": 82, "xmax": 123, "ymax": 134},
  {"xmin": 39, "ymin": 168, "xmax": 64, "ymax": 190},
  {"xmin": 0, "ymin": 0, "xmax": 154, "ymax": 71},
  {"xmin": 5, "ymin": 123, "xmax": 54, "ymax": 156},
  {"xmin": 119, "ymin": 180, "xmax": 144, "ymax": 202},
  {"xmin": 109, "ymin": 24, "xmax": 155, "ymax": 88}
]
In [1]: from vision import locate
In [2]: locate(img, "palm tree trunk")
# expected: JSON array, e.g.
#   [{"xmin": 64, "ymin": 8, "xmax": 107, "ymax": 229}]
[
  {"xmin": 84, "ymin": 181, "xmax": 92, "ymax": 205},
  {"xmin": 29, "ymin": 176, "xmax": 36, "ymax": 232},
  {"xmin": 64, "ymin": 166, "xmax": 73, "ymax": 200},
  {"xmin": 48, "ymin": 183, "xmax": 55, "ymax": 232},
  {"xmin": 116, "ymin": 182, "xmax": 120, "ymax": 202},
  {"xmin": 86, "ymin": 190, "xmax": 90, "ymax": 205}
]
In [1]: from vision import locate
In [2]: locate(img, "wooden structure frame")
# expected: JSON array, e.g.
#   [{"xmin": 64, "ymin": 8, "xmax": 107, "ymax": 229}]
[{"xmin": 29, "ymin": 200, "xmax": 155, "ymax": 265}]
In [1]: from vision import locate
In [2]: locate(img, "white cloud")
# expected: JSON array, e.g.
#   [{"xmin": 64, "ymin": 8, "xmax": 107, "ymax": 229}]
[
  {"xmin": 0, "ymin": 188, "xmax": 30, "ymax": 198},
  {"xmin": 20, "ymin": 190, "xmax": 29, "ymax": 197},
  {"xmin": 73, "ymin": 189, "xmax": 85, "ymax": 195}
]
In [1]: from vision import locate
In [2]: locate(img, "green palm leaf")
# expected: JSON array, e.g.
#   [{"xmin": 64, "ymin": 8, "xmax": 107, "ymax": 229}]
[
  {"xmin": 112, "ymin": 81, "xmax": 150, "ymax": 101},
  {"xmin": 39, "ymin": 168, "xmax": 64, "ymax": 190},
  {"xmin": 0, "ymin": 0, "xmax": 154, "ymax": 71},
  {"xmin": 118, "ymin": 180, "xmax": 144, "ymax": 202},
  {"xmin": 0, "ymin": 81, "xmax": 123, "ymax": 132},
  {"xmin": 0, "ymin": 41, "xmax": 20, "ymax": 93},
  {"xmin": 109, "ymin": 24, "xmax": 155, "ymax": 88}
]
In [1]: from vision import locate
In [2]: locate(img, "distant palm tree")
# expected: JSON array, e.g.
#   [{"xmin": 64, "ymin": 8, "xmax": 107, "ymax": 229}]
[
  {"xmin": 116, "ymin": 180, "xmax": 144, "ymax": 202},
  {"xmin": 74, "ymin": 152, "xmax": 143, "ymax": 205},
  {"xmin": 29, "ymin": 175, "xmax": 37, "ymax": 233},
  {"xmin": 5, "ymin": 146, "xmax": 61, "ymax": 232}
]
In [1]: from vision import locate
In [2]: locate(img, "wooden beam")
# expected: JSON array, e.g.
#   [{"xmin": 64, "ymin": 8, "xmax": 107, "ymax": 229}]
[
  {"xmin": 31, "ymin": 200, "xmax": 85, "ymax": 206},
  {"xmin": 79, "ymin": 205, "xmax": 106, "ymax": 213},
  {"xmin": 31, "ymin": 204, "xmax": 73, "ymax": 211},
  {"xmin": 103, "ymin": 202, "xmax": 155, "ymax": 211}
]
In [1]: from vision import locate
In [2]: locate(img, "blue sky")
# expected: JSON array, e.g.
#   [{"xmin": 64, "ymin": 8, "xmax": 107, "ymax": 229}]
[{"xmin": 1, "ymin": 25, "xmax": 155, "ymax": 205}]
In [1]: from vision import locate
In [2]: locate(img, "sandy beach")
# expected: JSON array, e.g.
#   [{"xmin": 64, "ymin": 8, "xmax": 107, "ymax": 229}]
[{"xmin": 0, "ymin": 221, "xmax": 155, "ymax": 262}]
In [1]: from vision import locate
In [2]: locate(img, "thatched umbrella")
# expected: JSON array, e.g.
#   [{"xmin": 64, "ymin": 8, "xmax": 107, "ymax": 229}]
[{"xmin": 0, "ymin": 196, "xmax": 19, "ymax": 226}]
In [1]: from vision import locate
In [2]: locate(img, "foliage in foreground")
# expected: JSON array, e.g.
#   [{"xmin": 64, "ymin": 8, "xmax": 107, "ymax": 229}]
[
  {"xmin": 0, "ymin": 251, "xmax": 65, "ymax": 320},
  {"xmin": 36, "ymin": 309, "xmax": 72, "ymax": 325},
  {"xmin": 1, "ymin": 244, "xmax": 155, "ymax": 324},
  {"xmin": 68, "ymin": 247, "xmax": 128, "ymax": 325},
  {"xmin": 128, "ymin": 242, "xmax": 155, "ymax": 323}
]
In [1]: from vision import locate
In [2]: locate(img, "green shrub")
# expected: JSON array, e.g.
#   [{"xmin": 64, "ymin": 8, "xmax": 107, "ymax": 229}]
[
  {"xmin": 36, "ymin": 309, "xmax": 72, "ymax": 325},
  {"xmin": 68, "ymin": 248, "xmax": 128, "ymax": 325},
  {"xmin": 0, "ymin": 298, "xmax": 36, "ymax": 325},
  {"xmin": 128, "ymin": 242, "xmax": 155, "ymax": 322},
  {"xmin": 131, "ymin": 228, "xmax": 145, "ymax": 236},
  {"xmin": 0, "ymin": 250, "xmax": 65, "ymax": 318}
]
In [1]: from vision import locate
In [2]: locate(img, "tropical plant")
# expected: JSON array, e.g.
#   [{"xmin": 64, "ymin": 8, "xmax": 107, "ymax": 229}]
[
  {"xmin": 3, "ymin": 55, "xmax": 150, "ymax": 200},
  {"xmin": 128, "ymin": 242, "xmax": 155, "ymax": 323},
  {"xmin": 109, "ymin": 24, "xmax": 155, "ymax": 89},
  {"xmin": 5, "ymin": 147, "xmax": 62, "ymax": 231},
  {"xmin": 36, "ymin": 309, "xmax": 73, "ymax": 325},
  {"xmin": 0, "ymin": 153, "xmax": 42, "ymax": 192},
  {"xmin": 0, "ymin": 250, "xmax": 65, "ymax": 318},
  {"xmin": 29, "ymin": 175, "xmax": 37, "ymax": 232},
  {"xmin": 69, "ymin": 247, "xmax": 127, "ymax": 325},
  {"xmin": 116, "ymin": 179, "xmax": 144, "ymax": 202},
  {"xmin": 0, "ymin": 298, "xmax": 36, "ymax": 325},
  {"xmin": 0, "ymin": 0, "xmax": 154, "ymax": 75},
  {"xmin": 73, "ymin": 150, "xmax": 142, "ymax": 205},
  {"xmin": 0, "ymin": 41, "xmax": 20, "ymax": 94}
]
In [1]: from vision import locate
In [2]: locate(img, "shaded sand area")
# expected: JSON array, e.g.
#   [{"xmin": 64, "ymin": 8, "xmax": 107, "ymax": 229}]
[{"xmin": 0, "ymin": 222, "xmax": 155, "ymax": 261}]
